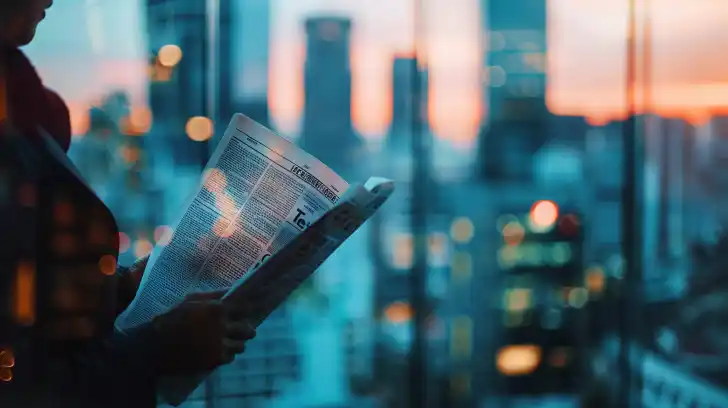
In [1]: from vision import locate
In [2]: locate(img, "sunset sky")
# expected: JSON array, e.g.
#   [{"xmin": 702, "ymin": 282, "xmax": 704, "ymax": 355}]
[{"xmin": 24, "ymin": 0, "xmax": 728, "ymax": 148}]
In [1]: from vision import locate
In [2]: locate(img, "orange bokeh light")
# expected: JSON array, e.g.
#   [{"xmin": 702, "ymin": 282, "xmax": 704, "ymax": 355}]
[
  {"xmin": 186, "ymin": 116, "xmax": 214, "ymax": 142},
  {"xmin": 134, "ymin": 239, "xmax": 153, "ymax": 258},
  {"xmin": 496, "ymin": 345, "xmax": 541, "ymax": 376},
  {"xmin": 13, "ymin": 262, "xmax": 35, "ymax": 326},
  {"xmin": 98, "ymin": 255, "xmax": 117, "ymax": 276},
  {"xmin": 530, "ymin": 200, "xmax": 559, "ymax": 229},
  {"xmin": 384, "ymin": 301, "xmax": 413, "ymax": 323}
]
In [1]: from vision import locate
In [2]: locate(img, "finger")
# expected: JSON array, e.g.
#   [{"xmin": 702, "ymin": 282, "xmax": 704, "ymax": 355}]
[
  {"xmin": 225, "ymin": 321, "xmax": 256, "ymax": 341},
  {"xmin": 220, "ymin": 347, "xmax": 236, "ymax": 365},
  {"xmin": 186, "ymin": 301, "xmax": 225, "ymax": 326},
  {"xmin": 224, "ymin": 303, "xmax": 258, "ymax": 321},
  {"xmin": 186, "ymin": 289, "xmax": 229, "ymax": 302},
  {"xmin": 223, "ymin": 338, "xmax": 246, "ymax": 355}
]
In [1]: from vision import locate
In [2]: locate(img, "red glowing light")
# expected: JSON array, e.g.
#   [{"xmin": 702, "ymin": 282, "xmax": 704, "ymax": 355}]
[
  {"xmin": 559, "ymin": 214, "xmax": 580, "ymax": 236},
  {"xmin": 530, "ymin": 200, "xmax": 559, "ymax": 229}
]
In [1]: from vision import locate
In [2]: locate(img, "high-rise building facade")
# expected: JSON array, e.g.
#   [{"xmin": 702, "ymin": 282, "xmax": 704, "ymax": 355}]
[
  {"xmin": 476, "ymin": 0, "xmax": 549, "ymax": 182},
  {"xmin": 146, "ymin": 0, "xmax": 212, "ymax": 167},
  {"xmin": 299, "ymin": 16, "xmax": 363, "ymax": 177},
  {"xmin": 231, "ymin": 0, "xmax": 271, "ymax": 101},
  {"xmin": 230, "ymin": 0, "xmax": 271, "ymax": 134},
  {"xmin": 387, "ymin": 57, "xmax": 429, "ymax": 151}
]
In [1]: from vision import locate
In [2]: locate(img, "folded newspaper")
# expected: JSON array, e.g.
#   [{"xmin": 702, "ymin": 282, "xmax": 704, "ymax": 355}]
[{"xmin": 114, "ymin": 113, "xmax": 394, "ymax": 405}]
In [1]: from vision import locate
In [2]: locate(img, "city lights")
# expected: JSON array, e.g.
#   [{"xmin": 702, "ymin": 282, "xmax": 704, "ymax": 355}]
[
  {"xmin": 118, "ymin": 232, "xmax": 131, "ymax": 254},
  {"xmin": 134, "ymin": 239, "xmax": 154, "ymax": 258},
  {"xmin": 496, "ymin": 345, "xmax": 541, "ymax": 376},
  {"xmin": 502, "ymin": 220, "xmax": 525, "ymax": 246},
  {"xmin": 185, "ymin": 116, "xmax": 214, "ymax": 141},
  {"xmin": 384, "ymin": 301, "xmax": 413, "ymax": 324},
  {"xmin": 12, "ymin": 262, "xmax": 35, "ymax": 326},
  {"xmin": 450, "ymin": 217, "xmax": 475, "ymax": 244},
  {"xmin": 0, "ymin": 349, "xmax": 14, "ymax": 382},
  {"xmin": 154, "ymin": 225, "xmax": 173, "ymax": 246},
  {"xmin": 158, "ymin": 44, "xmax": 183, "ymax": 67},
  {"xmin": 98, "ymin": 255, "xmax": 117, "ymax": 276},
  {"xmin": 449, "ymin": 316, "xmax": 473, "ymax": 359},
  {"xmin": 529, "ymin": 200, "xmax": 559, "ymax": 231}
]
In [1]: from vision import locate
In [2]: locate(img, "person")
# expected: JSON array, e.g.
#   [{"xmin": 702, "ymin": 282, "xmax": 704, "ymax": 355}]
[{"xmin": 0, "ymin": 1, "xmax": 256, "ymax": 406}]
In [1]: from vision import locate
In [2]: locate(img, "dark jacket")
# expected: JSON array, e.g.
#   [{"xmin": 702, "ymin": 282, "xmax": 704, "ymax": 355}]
[{"xmin": 0, "ymin": 48, "xmax": 160, "ymax": 407}]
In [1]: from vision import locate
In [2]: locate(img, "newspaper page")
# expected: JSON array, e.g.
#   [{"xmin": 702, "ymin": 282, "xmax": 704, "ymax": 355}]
[
  {"xmin": 223, "ymin": 177, "xmax": 394, "ymax": 323},
  {"xmin": 115, "ymin": 113, "xmax": 349, "ymax": 330},
  {"xmin": 159, "ymin": 177, "xmax": 395, "ymax": 406}
]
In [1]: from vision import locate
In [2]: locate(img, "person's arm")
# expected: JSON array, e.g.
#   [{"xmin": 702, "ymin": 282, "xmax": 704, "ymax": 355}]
[
  {"xmin": 76, "ymin": 290, "xmax": 255, "ymax": 406},
  {"xmin": 51, "ymin": 321, "xmax": 163, "ymax": 408}
]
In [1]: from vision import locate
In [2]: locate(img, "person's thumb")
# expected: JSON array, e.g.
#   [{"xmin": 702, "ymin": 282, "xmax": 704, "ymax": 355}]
[{"xmin": 185, "ymin": 289, "xmax": 229, "ymax": 302}]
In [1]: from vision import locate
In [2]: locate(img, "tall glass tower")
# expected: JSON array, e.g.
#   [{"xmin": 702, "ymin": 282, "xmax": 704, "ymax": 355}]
[{"xmin": 475, "ymin": 0, "xmax": 549, "ymax": 183}]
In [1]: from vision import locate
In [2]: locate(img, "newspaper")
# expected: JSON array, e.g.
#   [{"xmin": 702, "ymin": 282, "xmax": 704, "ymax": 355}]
[{"xmin": 113, "ymin": 114, "xmax": 394, "ymax": 404}]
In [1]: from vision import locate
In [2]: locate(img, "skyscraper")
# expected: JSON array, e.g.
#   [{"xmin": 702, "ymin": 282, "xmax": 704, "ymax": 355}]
[
  {"xmin": 231, "ymin": 0, "xmax": 271, "ymax": 101},
  {"xmin": 146, "ymin": 0, "xmax": 212, "ymax": 167},
  {"xmin": 231, "ymin": 0, "xmax": 272, "ymax": 132},
  {"xmin": 387, "ymin": 57, "xmax": 429, "ymax": 153},
  {"xmin": 299, "ymin": 16, "xmax": 363, "ymax": 177},
  {"xmin": 475, "ymin": 0, "xmax": 549, "ymax": 182}
]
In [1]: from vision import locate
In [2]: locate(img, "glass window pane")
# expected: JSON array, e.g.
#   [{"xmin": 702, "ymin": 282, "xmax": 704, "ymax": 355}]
[{"xmin": 15, "ymin": 0, "xmax": 728, "ymax": 407}]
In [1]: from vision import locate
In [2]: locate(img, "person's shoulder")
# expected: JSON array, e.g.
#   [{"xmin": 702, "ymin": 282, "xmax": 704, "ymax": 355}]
[
  {"xmin": 4, "ymin": 48, "xmax": 72, "ymax": 152},
  {"xmin": 44, "ymin": 87, "xmax": 72, "ymax": 152}
]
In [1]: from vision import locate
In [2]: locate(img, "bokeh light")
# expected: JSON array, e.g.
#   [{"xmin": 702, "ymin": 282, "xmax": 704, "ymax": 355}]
[
  {"xmin": 154, "ymin": 225, "xmax": 173, "ymax": 246},
  {"xmin": 118, "ymin": 232, "xmax": 131, "ymax": 254},
  {"xmin": 186, "ymin": 116, "xmax": 214, "ymax": 141},
  {"xmin": 450, "ymin": 217, "xmax": 474, "ymax": 244},
  {"xmin": 529, "ymin": 200, "xmax": 559, "ymax": 231},
  {"xmin": 134, "ymin": 239, "xmax": 154, "ymax": 258},
  {"xmin": 98, "ymin": 255, "xmax": 117, "ymax": 276},
  {"xmin": 158, "ymin": 44, "xmax": 183, "ymax": 67}
]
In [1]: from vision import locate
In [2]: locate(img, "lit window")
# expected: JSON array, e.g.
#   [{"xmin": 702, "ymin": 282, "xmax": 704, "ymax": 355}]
[
  {"xmin": 585, "ymin": 266, "xmax": 606, "ymax": 293},
  {"xmin": 504, "ymin": 288, "xmax": 532, "ymax": 312},
  {"xmin": 392, "ymin": 233, "xmax": 413, "ymax": 269},
  {"xmin": 384, "ymin": 301, "xmax": 412, "ymax": 324},
  {"xmin": 450, "ymin": 217, "xmax": 474, "ymax": 244},
  {"xmin": 449, "ymin": 317, "xmax": 472, "ymax": 359},
  {"xmin": 450, "ymin": 251, "xmax": 472, "ymax": 281},
  {"xmin": 13, "ymin": 262, "xmax": 35, "ymax": 326},
  {"xmin": 496, "ymin": 345, "xmax": 541, "ymax": 376},
  {"xmin": 428, "ymin": 232, "xmax": 449, "ymax": 267}
]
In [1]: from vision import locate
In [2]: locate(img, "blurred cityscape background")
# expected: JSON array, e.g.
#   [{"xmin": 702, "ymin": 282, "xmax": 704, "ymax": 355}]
[{"xmin": 19, "ymin": 0, "xmax": 728, "ymax": 407}]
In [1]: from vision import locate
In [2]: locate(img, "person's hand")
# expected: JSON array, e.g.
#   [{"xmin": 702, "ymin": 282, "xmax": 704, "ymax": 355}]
[
  {"xmin": 115, "ymin": 255, "xmax": 150, "ymax": 316},
  {"xmin": 152, "ymin": 289, "xmax": 256, "ymax": 375}
]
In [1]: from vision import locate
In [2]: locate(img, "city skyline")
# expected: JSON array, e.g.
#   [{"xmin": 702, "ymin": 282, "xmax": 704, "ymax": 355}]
[{"xmin": 23, "ymin": 0, "xmax": 728, "ymax": 148}]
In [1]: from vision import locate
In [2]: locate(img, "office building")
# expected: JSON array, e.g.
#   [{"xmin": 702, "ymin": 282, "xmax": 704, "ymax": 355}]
[
  {"xmin": 475, "ymin": 0, "xmax": 549, "ymax": 182},
  {"xmin": 387, "ymin": 57, "xmax": 429, "ymax": 152},
  {"xmin": 299, "ymin": 16, "xmax": 364, "ymax": 177},
  {"xmin": 145, "ymin": 0, "xmax": 212, "ymax": 167}
]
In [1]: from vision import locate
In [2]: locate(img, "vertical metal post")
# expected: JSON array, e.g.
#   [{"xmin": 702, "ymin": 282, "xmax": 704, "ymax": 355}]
[
  {"xmin": 204, "ymin": 1, "xmax": 220, "ymax": 406},
  {"xmin": 409, "ymin": 0, "xmax": 429, "ymax": 406},
  {"xmin": 202, "ymin": 0, "xmax": 219, "ymax": 165},
  {"xmin": 617, "ymin": 0, "xmax": 645, "ymax": 406}
]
